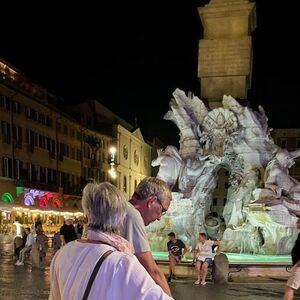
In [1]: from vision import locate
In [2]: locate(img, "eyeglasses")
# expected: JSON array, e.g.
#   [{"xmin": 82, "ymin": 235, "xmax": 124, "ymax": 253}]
[
  {"xmin": 155, "ymin": 197, "xmax": 167, "ymax": 216},
  {"xmin": 135, "ymin": 192, "xmax": 168, "ymax": 216}
]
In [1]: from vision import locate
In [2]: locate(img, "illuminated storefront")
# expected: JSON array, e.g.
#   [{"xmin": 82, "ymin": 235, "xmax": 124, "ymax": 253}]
[{"xmin": 0, "ymin": 187, "xmax": 83, "ymax": 235}]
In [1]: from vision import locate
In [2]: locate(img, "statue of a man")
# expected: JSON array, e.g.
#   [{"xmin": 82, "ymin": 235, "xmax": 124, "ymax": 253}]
[
  {"xmin": 151, "ymin": 145, "xmax": 182, "ymax": 189},
  {"xmin": 253, "ymin": 149, "xmax": 300, "ymax": 217},
  {"xmin": 264, "ymin": 149, "xmax": 300, "ymax": 200}
]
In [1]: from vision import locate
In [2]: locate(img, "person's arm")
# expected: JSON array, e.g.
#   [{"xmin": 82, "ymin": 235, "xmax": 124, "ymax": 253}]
[
  {"xmin": 181, "ymin": 241, "xmax": 188, "ymax": 257},
  {"xmin": 168, "ymin": 249, "xmax": 174, "ymax": 258},
  {"xmin": 213, "ymin": 240, "xmax": 221, "ymax": 255},
  {"xmin": 59, "ymin": 226, "xmax": 66, "ymax": 246},
  {"xmin": 182, "ymin": 245, "xmax": 188, "ymax": 258},
  {"xmin": 167, "ymin": 244, "xmax": 176, "ymax": 260},
  {"xmin": 135, "ymin": 251, "xmax": 172, "ymax": 297},
  {"xmin": 60, "ymin": 235, "xmax": 66, "ymax": 246},
  {"xmin": 193, "ymin": 244, "xmax": 199, "ymax": 262},
  {"xmin": 169, "ymin": 250, "xmax": 180, "ymax": 262},
  {"xmin": 59, "ymin": 228, "xmax": 66, "ymax": 246}
]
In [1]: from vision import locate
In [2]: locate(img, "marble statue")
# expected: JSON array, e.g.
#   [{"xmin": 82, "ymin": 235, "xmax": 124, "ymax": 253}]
[
  {"xmin": 253, "ymin": 148, "xmax": 300, "ymax": 216},
  {"xmin": 151, "ymin": 145, "xmax": 182, "ymax": 189},
  {"xmin": 148, "ymin": 88, "xmax": 299, "ymax": 255}
]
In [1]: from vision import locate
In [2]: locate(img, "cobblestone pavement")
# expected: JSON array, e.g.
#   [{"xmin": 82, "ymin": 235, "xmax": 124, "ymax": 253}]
[
  {"xmin": 0, "ymin": 234, "xmax": 50, "ymax": 300},
  {"xmin": 169, "ymin": 279, "xmax": 289, "ymax": 300},
  {"xmin": 1, "ymin": 234, "xmax": 299, "ymax": 300}
]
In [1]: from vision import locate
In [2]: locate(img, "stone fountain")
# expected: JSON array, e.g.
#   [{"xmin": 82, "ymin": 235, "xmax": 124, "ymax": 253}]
[{"xmin": 147, "ymin": 89, "xmax": 300, "ymax": 255}]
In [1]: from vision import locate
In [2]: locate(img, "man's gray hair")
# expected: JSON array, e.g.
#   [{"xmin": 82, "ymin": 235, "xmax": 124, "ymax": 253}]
[
  {"xmin": 82, "ymin": 182, "xmax": 126, "ymax": 233},
  {"xmin": 134, "ymin": 177, "xmax": 172, "ymax": 204}
]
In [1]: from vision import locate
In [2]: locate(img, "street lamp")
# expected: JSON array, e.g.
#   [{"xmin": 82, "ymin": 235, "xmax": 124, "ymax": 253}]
[
  {"xmin": 108, "ymin": 146, "xmax": 117, "ymax": 179},
  {"xmin": 108, "ymin": 166, "xmax": 117, "ymax": 179},
  {"xmin": 109, "ymin": 146, "xmax": 116, "ymax": 157}
]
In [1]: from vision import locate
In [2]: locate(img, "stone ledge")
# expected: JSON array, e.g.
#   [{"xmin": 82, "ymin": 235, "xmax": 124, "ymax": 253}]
[{"xmin": 156, "ymin": 260, "xmax": 292, "ymax": 280}]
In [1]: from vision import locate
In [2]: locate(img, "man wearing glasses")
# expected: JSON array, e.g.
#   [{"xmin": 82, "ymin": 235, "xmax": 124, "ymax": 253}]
[{"xmin": 122, "ymin": 177, "xmax": 172, "ymax": 297}]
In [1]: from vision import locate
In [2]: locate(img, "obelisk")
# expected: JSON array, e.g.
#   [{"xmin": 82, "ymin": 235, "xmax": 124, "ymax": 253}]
[{"xmin": 198, "ymin": 0, "xmax": 257, "ymax": 108}]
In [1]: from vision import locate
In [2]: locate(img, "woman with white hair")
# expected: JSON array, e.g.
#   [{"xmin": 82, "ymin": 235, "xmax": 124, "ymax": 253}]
[{"xmin": 49, "ymin": 182, "xmax": 173, "ymax": 300}]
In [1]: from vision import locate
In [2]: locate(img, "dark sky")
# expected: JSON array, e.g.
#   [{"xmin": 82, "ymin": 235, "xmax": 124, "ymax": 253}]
[{"xmin": 1, "ymin": 1, "xmax": 299, "ymax": 146}]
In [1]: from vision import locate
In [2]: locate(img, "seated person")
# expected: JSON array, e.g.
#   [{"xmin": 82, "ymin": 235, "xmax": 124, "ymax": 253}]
[
  {"xmin": 193, "ymin": 232, "xmax": 220, "ymax": 285},
  {"xmin": 14, "ymin": 227, "xmax": 28, "ymax": 260},
  {"xmin": 15, "ymin": 227, "xmax": 35, "ymax": 266},
  {"xmin": 167, "ymin": 232, "xmax": 188, "ymax": 282}
]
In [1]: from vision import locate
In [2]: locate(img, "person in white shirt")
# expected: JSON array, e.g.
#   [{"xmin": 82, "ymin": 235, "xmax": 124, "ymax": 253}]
[
  {"xmin": 193, "ymin": 232, "xmax": 220, "ymax": 285},
  {"xmin": 15, "ymin": 227, "xmax": 35, "ymax": 266},
  {"xmin": 49, "ymin": 182, "xmax": 174, "ymax": 300}
]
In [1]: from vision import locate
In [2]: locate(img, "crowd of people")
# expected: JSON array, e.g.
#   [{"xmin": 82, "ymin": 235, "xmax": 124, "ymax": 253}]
[
  {"xmin": 48, "ymin": 177, "xmax": 300, "ymax": 299},
  {"xmin": 49, "ymin": 177, "xmax": 173, "ymax": 299},
  {"xmin": 13, "ymin": 218, "xmax": 49, "ymax": 266},
  {"xmin": 13, "ymin": 213, "xmax": 85, "ymax": 266},
  {"xmin": 165, "ymin": 231, "xmax": 221, "ymax": 286},
  {"xmin": 47, "ymin": 177, "xmax": 231, "ymax": 299},
  {"xmin": 11, "ymin": 176, "xmax": 299, "ymax": 299},
  {"xmin": 14, "ymin": 227, "xmax": 35, "ymax": 266}
]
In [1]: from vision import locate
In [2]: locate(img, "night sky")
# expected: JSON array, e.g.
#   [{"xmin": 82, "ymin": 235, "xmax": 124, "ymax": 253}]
[{"xmin": 1, "ymin": 1, "xmax": 299, "ymax": 146}]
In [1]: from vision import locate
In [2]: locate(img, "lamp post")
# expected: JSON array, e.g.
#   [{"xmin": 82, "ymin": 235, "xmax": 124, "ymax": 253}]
[{"xmin": 108, "ymin": 146, "xmax": 117, "ymax": 180}]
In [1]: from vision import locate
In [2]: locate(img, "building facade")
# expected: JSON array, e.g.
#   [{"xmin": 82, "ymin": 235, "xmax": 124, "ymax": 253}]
[
  {"xmin": 0, "ymin": 59, "xmax": 114, "ymax": 217},
  {"xmin": 116, "ymin": 126, "xmax": 152, "ymax": 198},
  {"xmin": 64, "ymin": 101, "xmax": 152, "ymax": 199}
]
